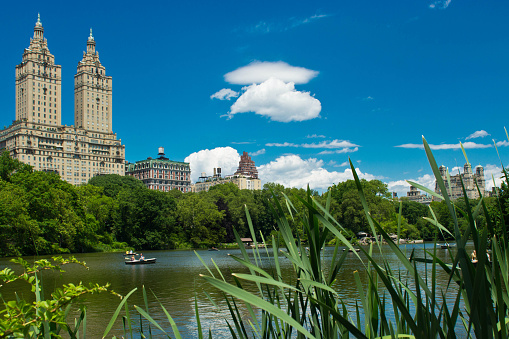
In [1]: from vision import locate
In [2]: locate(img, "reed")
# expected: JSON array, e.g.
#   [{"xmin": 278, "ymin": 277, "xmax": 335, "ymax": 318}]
[{"xmin": 194, "ymin": 134, "xmax": 509, "ymax": 338}]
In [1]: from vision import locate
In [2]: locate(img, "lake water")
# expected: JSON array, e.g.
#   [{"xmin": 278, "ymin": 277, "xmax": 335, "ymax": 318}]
[{"xmin": 0, "ymin": 242, "xmax": 470, "ymax": 338}]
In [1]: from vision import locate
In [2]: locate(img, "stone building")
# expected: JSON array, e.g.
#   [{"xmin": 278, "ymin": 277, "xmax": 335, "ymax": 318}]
[
  {"xmin": 405, "ymin": 186, "xmax": 432, "ymax": 205},
  {"xmin": 0, "ymin": 16, "xmax": 125, "ymax": 185},
  {"xmin": 434, "ymin": 163, "xmax": 486, "ymax": 201},
  {"xmin": 125, "ymin": 147, "xmax": 192, "ymax": 192},
  {"xmin": 193, "ymin": 171, "xmax": 262, "ymax": 192},
  {"xmin": 193, "ymin": 152, "xmax": 261, "ymax": 192},
  {"xmin": 235, "ymin": 151, "xmax": 258, "ymax": 179}
]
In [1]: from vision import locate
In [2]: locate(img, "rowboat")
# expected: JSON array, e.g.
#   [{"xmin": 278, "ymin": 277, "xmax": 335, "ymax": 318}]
[
  {"xmin": 440, "ymin": 243, "xmax": 455, "ymax": 249},
  {"xmin": 343, "ymin": 248, "xmax": 360, "ymax": 252},
  {"xmin": 125, "ymin": 258, "xmax": 156, "ymax": 265}
]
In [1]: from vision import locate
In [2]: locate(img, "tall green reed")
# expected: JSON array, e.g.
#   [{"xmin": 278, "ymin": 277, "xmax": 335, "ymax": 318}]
[{"xmin": 194, "ymin": 134, "xmax": 509, "ymax": 338}]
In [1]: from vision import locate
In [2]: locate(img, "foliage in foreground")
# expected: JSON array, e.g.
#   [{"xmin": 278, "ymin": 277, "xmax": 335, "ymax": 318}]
[
  {"xmin": 0, "ymin": 257, "xmax": 110, "ymax": 338},
  {"xmin": 189, "ymin": 135, "xmax": 509, "ymax": 338}
]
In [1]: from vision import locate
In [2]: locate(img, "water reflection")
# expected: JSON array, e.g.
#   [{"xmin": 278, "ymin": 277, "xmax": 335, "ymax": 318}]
[{"xmin": 0, "ymin": 242, "xmax": 471, "ymax": 337}]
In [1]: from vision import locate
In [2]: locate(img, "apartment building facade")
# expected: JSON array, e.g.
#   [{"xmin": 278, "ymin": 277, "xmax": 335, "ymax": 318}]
[
  {"xmin": 434, "ymin": 163, "xmax": 486, "ymax": 201},
  {"xmin": 0, "ymin": 15, "xmax": 125, "ymax": 185},
  {"xmin": 125, "ymin": 148, "xmax": 192, "ymax": 192}
]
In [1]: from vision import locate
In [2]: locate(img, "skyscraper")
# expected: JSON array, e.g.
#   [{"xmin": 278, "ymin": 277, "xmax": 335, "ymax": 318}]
[
  {"xmin": 74, "ymin": 29, "xmax": 113, "ymax": 133},
  {"xmin": 0, "ymin": 15, "xmax": 125, "ymax": 185},
  {"xmin": 15, "ymin": 14, "xmax": 62, "ymax": 126}
]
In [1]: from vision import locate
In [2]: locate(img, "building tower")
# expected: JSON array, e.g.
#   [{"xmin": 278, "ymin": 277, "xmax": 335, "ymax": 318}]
[
  {"xmin": 475, "ymin": 165, "xmax": 486, "ymax": 192},
  {"xmin": 433, "ymin": 163, "xmax": 486, "ymax": 201},
  {"xmin": 15, "ymin": 14, "xmax": 62, "ymax": 126},
  {"xmin": 74, "ymin": 29, "xmax": 112, "ymax": 133},
  {"xmin": 0, "ymin": 16, "xmax": 126, "ymax": 185},
  {"xmin": 234, "ymin": 151, "xmax": 259, "ymax": 179}
]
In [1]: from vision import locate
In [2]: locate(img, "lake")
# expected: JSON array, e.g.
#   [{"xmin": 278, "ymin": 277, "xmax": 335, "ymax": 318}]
[{"xmin": 0, "ymin": 242, "xmax": 470, "ymax": 338}]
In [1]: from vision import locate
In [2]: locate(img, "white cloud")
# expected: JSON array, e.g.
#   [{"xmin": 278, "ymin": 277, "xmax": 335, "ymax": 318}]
[
  {"xmin": 303, "ymin": 139, "xmax": 358, "ymax": 149},
  {"xmin": 484, "ymin": 164, "xmax": 505, "ymax": 191},
  {"xmin": 395, "ymin": 143, "xmax": 424, "ymax": 149},
  {"xmin": 224, "ymin": 61, "xmax": 318, "ymax": 85},
  {"xmin": 386, "ymin": 180, "xmax": 410, "ymax": 197},
  {"xmin": 266, "ymin": 142, "xmax": 299, "ymax": 147},
  {"xmin": 387, "ymin": 174, "xmax": 435, "ymax": 198},
  {"xmin": 429, "ymin": 0, "xmax": 451, "ymax": 9},
  {"xmin": 247, "ymin": 13, "xmax": 330, "ymax": 34},
  {"xmin": 319, "ymin": 147, "xmax": 359, "ymax": 155},
  {"xmin": 307, "ymin": 134, "xmax": 326, "ymax": 139},
  {"xmin": 450, "ymin": 166, "xmax": 462, "ymax": 174},
  {"xmin": 250, "ymin": 21, "xmax": 272, "ymax": 33},
  {"xmin": 496, "ymin": 140, "xmax": 509, "ymax": 147},
  {"xmin": 363, "ymin": 96, "xmax": 374, "ymax": 101},
  {"xmin": 228, "ymin": 77, "xmax": 321, "ymax": 122},
  {"xmin": 258, "ymin": 154, "xmax": 376, "ymax": 191},
  {"xmin": 210, "ymin": 88, "xmax": 239, "ymax": 101},
  {"xmin": 266, "ymin": 139, "xmax": 357, "ymax": 150},
  {"xmin": 184, "ymin": 147, "xmax": 240, "ymax": 183},
  {"xmin": 231, "ymin": 141, "xmax": 254, "ymax": 145},
  {"xmin": 466, "ymin": 130, "xmax": 490, "ymax": 140},
  {"xmin": 251, "ymin": 149, "xmax": 266, "ymax": 156},
  {"xmin": 286, "ymin": 13, "xmax": 331, "ymax": 30},
  {"xmin": 395, "ymin": 142, "xmax": 492, "ymax": 150}
]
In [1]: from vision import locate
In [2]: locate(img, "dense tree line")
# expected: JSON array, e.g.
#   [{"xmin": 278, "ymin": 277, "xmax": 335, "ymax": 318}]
[{"xmin": 0, "ymin": 152, "xmax": 506, "ymax": 256}]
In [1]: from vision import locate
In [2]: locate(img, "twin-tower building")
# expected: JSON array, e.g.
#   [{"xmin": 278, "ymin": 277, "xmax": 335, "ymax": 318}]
[
  {"xmin": 0, "ymin": 16, "xmax": 260, "ymax": 193},
  {"xmin": 0, "ymin": 15, "xmax": 125, "ymax": 185}
]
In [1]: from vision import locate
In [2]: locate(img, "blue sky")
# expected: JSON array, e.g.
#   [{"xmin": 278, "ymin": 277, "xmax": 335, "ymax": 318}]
[{"xmin": 1, "ymin": 0, "xmax": 508, "ymax": 197}]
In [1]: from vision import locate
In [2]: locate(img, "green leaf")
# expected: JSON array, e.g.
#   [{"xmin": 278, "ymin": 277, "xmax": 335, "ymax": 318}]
[
  {"xmin": 102, "ymin": 288, "xmax": 137, "ymax": 338},
  {"xmin": 202, "ymin": 275, "xmax": 316, "ymax": 339}
]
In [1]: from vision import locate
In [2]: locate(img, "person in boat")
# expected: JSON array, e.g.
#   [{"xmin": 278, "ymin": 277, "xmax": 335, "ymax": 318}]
[
  {"xmin": 129, "ymin": 250, "xmax": 133, "ymax": 254},
  {"xmin": 131, "ymin": 255, "xmax": 135, "ymax": 261},
  {"xmin": 471, "ymin": 250, "xmax": 478, "ymax": 263},
  {"xmin": 140, "ymin": 253, "xmax": 145, "ymax": 261}
]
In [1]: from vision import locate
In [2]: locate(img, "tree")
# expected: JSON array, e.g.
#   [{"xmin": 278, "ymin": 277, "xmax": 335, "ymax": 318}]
[
  {"xmin": 400, "ymin": 199, "xmax": 428, "ymax": 226},
  {"xmin": 0, "ymin": 181, "xmax": 39, "ymax": 256},
  {"xmin": 329, "ymin": 179, "xmax": 393, "ymax": 234},
  {"xmin": 88, "ymin": 174, "xmax": 145, "ymax": 198},
  {"xmin": 116, "ymin": 187, "xmax": 178, "ymax": 249},
  {"xmin": 10, "ymin": 170, "xmax": 86, "ymax": 253},
  {"xmin": 0, "ymin": 151, "xmax": 32, "ymax": 182},
  {"xmin": 177, "ymin": 192, "xmax": 224, "ymax": 247}
]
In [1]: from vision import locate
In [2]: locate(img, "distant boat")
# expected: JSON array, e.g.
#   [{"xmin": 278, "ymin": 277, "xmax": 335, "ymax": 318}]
[
  {"xmin": 208, "ymin": 247, "xmax": 219, "ymax": 251},
  {"xmin": 440, "ymin": 243, "xmax": 455, "ymax": 249},
  {"xmin": 125, "ymin": 258, "xmax": 156, "ymax": 265},
  {"xmin": 343, "ymin": 248, "xmax": 361, "ymax": 252}
]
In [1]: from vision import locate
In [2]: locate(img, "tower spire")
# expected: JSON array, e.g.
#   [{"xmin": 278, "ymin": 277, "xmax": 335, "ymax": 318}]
[
  {"xmin": 33, "ymin": 13, "xmax": 44, "ymax": 40},
  {"xmin": 86, "ymin": 28, "xmax": 96, "ymax": 54}
]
